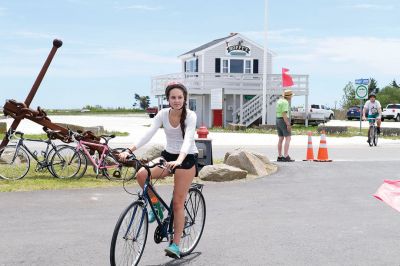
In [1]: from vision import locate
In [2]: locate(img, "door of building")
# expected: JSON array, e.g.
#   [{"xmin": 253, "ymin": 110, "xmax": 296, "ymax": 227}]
[{"xmin": 213, "ymin": 109, "xmax": 223, "ymax": 127}]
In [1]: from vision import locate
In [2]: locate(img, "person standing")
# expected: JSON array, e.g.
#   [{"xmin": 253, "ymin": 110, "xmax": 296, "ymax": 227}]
[{"xmin": 276, "ymin": 89, "xmax": 294, "ymax": 162}]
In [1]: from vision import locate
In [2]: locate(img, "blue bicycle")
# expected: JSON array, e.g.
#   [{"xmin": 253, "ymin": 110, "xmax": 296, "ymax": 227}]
[{"xmin": 110, "ymin": 154, "xmax": 206, "ymax": 265}]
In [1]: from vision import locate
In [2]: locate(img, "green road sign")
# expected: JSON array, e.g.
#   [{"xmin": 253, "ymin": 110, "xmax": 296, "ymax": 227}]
[{"xmin": 355, "ymin": 85, "xmax": 368, "ymax": 99}]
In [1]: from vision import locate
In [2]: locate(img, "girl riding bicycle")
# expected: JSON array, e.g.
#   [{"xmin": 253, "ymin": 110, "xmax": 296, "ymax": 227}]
[{"xmin": 119, "ymin": 81, "xmax": 198, "ymax": 259}]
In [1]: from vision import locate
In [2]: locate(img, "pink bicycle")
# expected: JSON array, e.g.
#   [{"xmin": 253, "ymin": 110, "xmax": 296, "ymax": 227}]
[{"xmin": 50, "ymin": 130, "xmax": 136, "ymax": 180}]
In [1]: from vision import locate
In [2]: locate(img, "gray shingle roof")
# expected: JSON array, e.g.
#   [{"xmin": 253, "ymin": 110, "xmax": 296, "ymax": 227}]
[{"xmin": 180, "ymin": 34, "xmax": 236, "ymax": 57}]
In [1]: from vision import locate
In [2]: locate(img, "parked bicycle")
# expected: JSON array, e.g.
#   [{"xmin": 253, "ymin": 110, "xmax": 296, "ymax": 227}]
[
  {"xmin": 0, "ymin": 129, "xmax": 75, "ymax": 180},
  {"xmin": 50, "ymin": 130, "xmax": 135, "ymax": 180},
  {"xmin": 110, "ymin": 154, "xmax": 206, "ymax": 266},
  {"xmin": 367, "ymin": 117, "xmax": 378, "ymax": 147}
]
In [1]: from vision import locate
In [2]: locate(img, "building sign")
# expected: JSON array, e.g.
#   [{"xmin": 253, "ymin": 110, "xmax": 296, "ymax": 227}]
[{"xmin": 226, "ymin": 40, "xmax": 251, "ymax": 56}]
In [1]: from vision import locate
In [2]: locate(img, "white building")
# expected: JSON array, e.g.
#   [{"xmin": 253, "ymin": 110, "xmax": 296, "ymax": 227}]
[{"xmin": 151, "ymin": 33, "xmax": 309, "ymax": 127}]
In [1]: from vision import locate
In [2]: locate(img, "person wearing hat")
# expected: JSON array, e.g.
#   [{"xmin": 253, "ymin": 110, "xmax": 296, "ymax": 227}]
[
  {"xmin": 362, "ymin": 92, "xmax": 382, "ymax": 138},
  {"xmin": 276, "ymin": 89, "xmax": 294, "ymax": 162}
]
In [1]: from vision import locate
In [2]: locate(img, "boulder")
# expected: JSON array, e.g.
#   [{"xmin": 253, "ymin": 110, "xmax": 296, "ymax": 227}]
[
  {"xmin": 224, "ymin": 149, "xmax": 277, "ymax": 177},
  {"xmin": 55, "ymin": 123, "xmax": 105, "ymax": 135},
  {"xmin": 199, "ymin": 164, "xmax": 247, "ymax": 181},
  {"xmin": 138, "ymin": 144, "xmax": 164, "ymax": 161}
]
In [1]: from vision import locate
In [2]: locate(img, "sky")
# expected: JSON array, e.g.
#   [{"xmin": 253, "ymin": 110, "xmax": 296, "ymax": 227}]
[{"xmin": 1, "ymin": 0, "xmax": 399, "ymax": 109}]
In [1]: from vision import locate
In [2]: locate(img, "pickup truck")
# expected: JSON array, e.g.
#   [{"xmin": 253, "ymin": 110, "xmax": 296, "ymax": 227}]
[
  {"xmin": 382, "ymin": 104, "xmax": 400, "ymax": 122},
  {"xmin": 291, "ymin": 104, "xmax": 334, "ymax": 125},
  {"xmin": 145, "ymin": 106, "xmax": 158, "ymax": 118}
]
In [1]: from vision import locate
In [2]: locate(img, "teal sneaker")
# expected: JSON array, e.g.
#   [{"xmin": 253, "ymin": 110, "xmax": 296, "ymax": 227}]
[
  {"xmin": 148, "ymin": 202, "xmax": 164, "ymax": 223},
  {"xmin": 164, "ymin": 243, "xmax": 180, "ymax": 259}
]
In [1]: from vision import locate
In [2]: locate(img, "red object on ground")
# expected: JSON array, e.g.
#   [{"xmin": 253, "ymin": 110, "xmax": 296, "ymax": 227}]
[
  {"xmin": 374, "ymin": 180, "xmax": 400, "ymax": 212},
  {"xmin": 282, "ymin": 68, "xmax": 294, "ymax": 87},
  {"xmin": 212, "ymin": 109, "xmax": 223, "ymax": 127},
  {"xmin": 197, "ymin": 126, "xmax": 209, "ymax": 138}
]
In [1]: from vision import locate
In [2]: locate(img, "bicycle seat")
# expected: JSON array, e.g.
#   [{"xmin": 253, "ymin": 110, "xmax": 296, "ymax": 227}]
[
  {"xmin": 45, "ymin": 129, "xmax": 63, "ymax": 139},
  {"xmin": 100, "ymin": 134, "xmax": 115, "ymax": 143}
]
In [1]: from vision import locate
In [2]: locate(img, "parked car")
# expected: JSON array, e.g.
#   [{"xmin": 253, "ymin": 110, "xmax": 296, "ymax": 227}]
[
  {"xmin": 346, "ymin": 106, "xmax": 361, "ymax": 120},
  {"xmin": 382, "ymin": 104, "xmax": 400, "ymax": 122},
  {"xmin": 310, "ymin": 104, "xmax": 334, "ymax": 120},
  {"xmin": 291, "ymin": 104, "xmax": 334, "ymax": 125},
  {"xmin": 145, "ymin": 105, "xmax": 169, "ymax": 118}
]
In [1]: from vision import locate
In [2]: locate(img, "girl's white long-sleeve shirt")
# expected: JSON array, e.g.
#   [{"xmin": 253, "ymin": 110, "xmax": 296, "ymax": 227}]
[{"xmin": 134, "ymin": 108, "xmax": 199, "ymax": 155}]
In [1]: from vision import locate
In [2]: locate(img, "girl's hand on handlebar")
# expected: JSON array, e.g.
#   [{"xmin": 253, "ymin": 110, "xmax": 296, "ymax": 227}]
[
  {"xmin": 118, "ymin": 151, "xmax": 131, "ymax": 162},
  {"xmin": 165, "ymin": 160, "xmax": 182, "ymax": 170}
]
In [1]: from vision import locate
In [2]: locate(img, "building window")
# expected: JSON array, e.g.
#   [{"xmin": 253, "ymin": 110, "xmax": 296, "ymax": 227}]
[
  {"xmin": 185, "ymin": 59, "xmax": 198, "ymax": 73},
  {"xmin": 230, "ymin": 59, "xmax": 244, "ymax": 73},
  {"xmin": 189, "ymin": 99, "xmax": 197, "ymax": 111},
  {"xmin": 222, "ymin": 59, "xmax": 229, "ymax": 73},
  {"xmin": 245, "ymin": 60, "xmax": 252, "ymax": 73}
]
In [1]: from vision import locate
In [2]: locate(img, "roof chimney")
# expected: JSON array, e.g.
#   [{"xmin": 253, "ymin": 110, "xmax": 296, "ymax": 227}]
[{"xmin": 230, "ymin": 32, "xmax": 238, "ymax": 36}]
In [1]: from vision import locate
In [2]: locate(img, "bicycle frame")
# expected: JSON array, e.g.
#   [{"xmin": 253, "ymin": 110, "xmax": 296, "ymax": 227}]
[
  {"xmin": 75, "ymin": 140, "xmax": 119, "ymax": 173},
  {"xmin": 12, "ymin": 138, "xmax": 57, "ymax": 169}
]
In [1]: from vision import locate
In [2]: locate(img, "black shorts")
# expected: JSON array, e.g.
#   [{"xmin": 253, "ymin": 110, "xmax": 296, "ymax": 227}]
[{"xmin": 161, "ymin": 150, "xmax": 199, "ymax": 177}]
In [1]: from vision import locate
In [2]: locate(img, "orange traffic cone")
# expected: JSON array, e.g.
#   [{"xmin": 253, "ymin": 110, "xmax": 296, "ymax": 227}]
[
  {"xmin": 303, "ymin": 131, "xmax": 314, "ymax": 161},
  {"xmin": 314, "ymin": 131, "xmax": 332, "ymax": 162}
]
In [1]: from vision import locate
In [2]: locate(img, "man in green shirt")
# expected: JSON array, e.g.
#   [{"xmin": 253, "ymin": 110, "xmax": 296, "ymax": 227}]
[{"xmin": 276, "ymin": 89, "xmax": 294, "ymax": 162}]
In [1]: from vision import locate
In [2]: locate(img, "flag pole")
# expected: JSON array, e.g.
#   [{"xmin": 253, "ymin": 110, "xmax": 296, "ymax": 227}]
[{"xmin": 262, "ymin": 0, "xmax": 268, "ymax": 124}]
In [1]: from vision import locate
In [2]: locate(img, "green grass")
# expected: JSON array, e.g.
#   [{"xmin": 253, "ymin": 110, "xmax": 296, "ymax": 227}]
[
  {"xmin": 209, "ymin": 125, "xmax": 400, "ymax": 139},
  {"xmin": 0, "ymin": 171, "xmax": 123, "ymax": 192}
]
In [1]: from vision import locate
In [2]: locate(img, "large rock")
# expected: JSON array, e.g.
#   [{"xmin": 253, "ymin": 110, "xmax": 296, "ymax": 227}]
[
  {"xmin": 224, "ymin": 149, "xmax": 277, "ymax": 177},
  {"xmin": 199, "ymin": 164, "xmax": 247, "ymax": 182},
  {"xmin": 138, "ymin": 144, "xmax": 164, "ymax": 161}
]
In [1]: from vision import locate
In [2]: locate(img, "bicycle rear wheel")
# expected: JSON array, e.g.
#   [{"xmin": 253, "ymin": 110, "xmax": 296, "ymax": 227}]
[
  {"xmin": 110, "ymin": 201, "xmax": 148, "ymax": 266},
  {"xmin": 101, "ymin": 150, "xmax": 137, "ymax": 181},
  {"xmin": 179, "ymin": 188, "xmax": 206, "ymax": 256},
  {"xmin": 50, "ymin": 146, "xmax": 82, "ymax": 179},
  {"xmin": 0, "ymin": 145, "xmax": 30, "ymax": 180}
]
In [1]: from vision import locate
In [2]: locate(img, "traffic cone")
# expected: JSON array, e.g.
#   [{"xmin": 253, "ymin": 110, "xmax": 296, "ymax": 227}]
[
  {"xmin": 303, "ymin": 131, "xmax": 314, "ymax": 161},
  {"xmin": 314, "ymin": 131, "xmax": 332, "ymax": 162}
]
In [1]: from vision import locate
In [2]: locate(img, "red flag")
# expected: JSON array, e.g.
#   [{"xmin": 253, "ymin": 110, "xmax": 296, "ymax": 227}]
[
  {"xmin": 282, "ymin": 68, "xmax": 294, "ymax": 87},
  {"xmin": 374, "ymin": 180, "xmax": 400, "ymax": 212}
]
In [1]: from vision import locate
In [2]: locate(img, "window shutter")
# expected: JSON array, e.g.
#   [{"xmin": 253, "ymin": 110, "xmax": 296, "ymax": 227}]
[
  {"xmin": 215, "ymin": 58, "xmax": 221, "ymax": 73},
  {"xmin": 184, "ymin": 61, "xmax": 187, "ymax": 72},
  {"xmin": 253, "ymin": 59, "xmax": 259, "ymax": 74},
  {"xmin": 195, "ymin": 58, "xmax": 199, "ymax": 72}
]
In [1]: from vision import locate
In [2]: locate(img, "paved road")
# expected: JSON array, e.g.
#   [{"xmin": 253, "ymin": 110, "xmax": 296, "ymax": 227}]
[{"xmin": 1, "ymin": 161, "xmax": 400, "ymax": 265}]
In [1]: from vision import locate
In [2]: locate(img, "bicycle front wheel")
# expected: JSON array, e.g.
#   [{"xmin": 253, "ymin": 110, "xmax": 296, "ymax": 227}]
[
  {"xmin": 368, "ymin": 126, "xmax": 374, "ymax": 147},
  {"xmin": 373, "ymin": 127, "xmax": 378, "ymax": 146},
  {"xmin": 0, "ymin": 145, "xmax": 30, "ymax": 180},
  {"xmin": 180, "ymin": 188, "xmax": 206, "ymax": 256},
  {"xmin": 110, "ymin": 201, "xmax": 148, "ymax": 266},
  {"xmin": 101, "ymin": 150, "xmax": 137, "ymax": 181},
  {"xmin": 50, "ymin": 146, "xmax": 82, "ymax": 179}
]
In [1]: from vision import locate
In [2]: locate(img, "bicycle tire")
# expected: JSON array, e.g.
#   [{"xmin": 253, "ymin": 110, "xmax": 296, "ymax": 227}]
[
  {"xmin": 374, "ymin": 127, "xmax": 378, "ymax": 146},
  {"xmin": 368, "ymin": 126, "xmax": 374, "ymax": 147},
  {"xmin": 179, "ymin": 188, "xmax": 206, "ymax": 256},
  {"xmin": 101, "ymin": 150, "xmax": 136, "ymax": 181},
  {"xmin": 0, "ymin": 145, "xmax": 30, "ymax": 180},
  {"xmin": 46, "ymin": 144, "xmax": 70, "ymax": 177},
  {"xmin": 50, "ymin": 146, "xmax": 82, "ymax": 179},
  {"xmin": 110, "ymin": 201, "xmax": 148, "ymax": 266}
]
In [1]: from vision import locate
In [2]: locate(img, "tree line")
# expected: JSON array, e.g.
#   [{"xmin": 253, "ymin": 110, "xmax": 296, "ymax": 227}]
[{"xmin": 341, "ymin": 78, "xmax": 400, "ymax": 109}]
